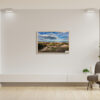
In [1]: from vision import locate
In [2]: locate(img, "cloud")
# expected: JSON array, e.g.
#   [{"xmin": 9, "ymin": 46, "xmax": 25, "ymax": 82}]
[
  {"xmin": 38, "ymin": 32, "xmax": 69, "ymax": 42},
  {"xmin": 39, "ymin": 34, "xmax": 57, "ymax": 40}
]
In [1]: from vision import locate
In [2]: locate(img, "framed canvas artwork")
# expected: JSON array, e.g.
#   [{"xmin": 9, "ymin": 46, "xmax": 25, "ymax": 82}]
[{"xmin": 37, "ymin": 31, "xmax": 69, "ymax": 53}]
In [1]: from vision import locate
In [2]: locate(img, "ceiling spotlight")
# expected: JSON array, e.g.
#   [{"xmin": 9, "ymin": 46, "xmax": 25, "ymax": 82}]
[
  {"xmin": 4, "ymin": 8, "xmax": 14, "ymax": 13},
  {"xmin": 85, "ymin": 8, "xmax": 98, "ymax": 13}
]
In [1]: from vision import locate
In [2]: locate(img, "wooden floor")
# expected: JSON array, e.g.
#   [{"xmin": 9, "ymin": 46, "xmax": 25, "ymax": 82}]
[{"xmin": 0, "ymin": 86, "xmax": 100, "ymax": 100}]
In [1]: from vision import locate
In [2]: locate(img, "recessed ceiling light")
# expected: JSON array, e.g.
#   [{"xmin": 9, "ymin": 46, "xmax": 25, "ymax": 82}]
[
  {"xmin": 4, "ymin": 8, "xmax": 14, "ymax": 13},
  {"xmin": 85, "ymin": 8, "xmax": 98, "ymax": 13}
]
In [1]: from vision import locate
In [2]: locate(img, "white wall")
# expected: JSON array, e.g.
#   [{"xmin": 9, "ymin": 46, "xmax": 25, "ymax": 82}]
[
  {"xmin": 0, "ymin": 11, "xmax": 2, "ymax": 74},
  {"xmin": 1, "ymin": 10, "xmax": 99, "ymax": 74}
]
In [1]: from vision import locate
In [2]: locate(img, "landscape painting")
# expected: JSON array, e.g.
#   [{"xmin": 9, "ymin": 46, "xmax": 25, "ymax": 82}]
[{"xmin": 37, "ymin": 32, "xmax": 69, "ymax": 53}]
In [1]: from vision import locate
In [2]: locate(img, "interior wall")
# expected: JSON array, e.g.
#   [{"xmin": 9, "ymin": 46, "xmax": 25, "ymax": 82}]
[
  {"xmin": 1, "ymin": 10, "xmax": 99, "ymax": 74},
  {"xmin": 0, "ymin": 11, "xmax": 2, "ymax": 74}
]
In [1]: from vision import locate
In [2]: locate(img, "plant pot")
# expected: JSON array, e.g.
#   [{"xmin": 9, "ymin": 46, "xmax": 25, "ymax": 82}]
[{"xmin": 83, "ymin": 72, "xmax": 89, "ymax": 75}]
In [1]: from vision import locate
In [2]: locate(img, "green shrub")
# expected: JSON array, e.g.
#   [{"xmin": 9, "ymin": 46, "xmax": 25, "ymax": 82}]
[
  {"xmin": 83, "ymin": 69, "xmax": 89, "ymax": 73},
  {"xmin": 38, "ymin": 43, "xmax": 46, "ymax": 50}
]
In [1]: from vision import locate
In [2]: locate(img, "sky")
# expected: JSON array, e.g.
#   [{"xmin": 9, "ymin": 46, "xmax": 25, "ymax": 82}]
[{"xmin": 38, "ymin": 32, "xmax": 69, "ymax": 43}]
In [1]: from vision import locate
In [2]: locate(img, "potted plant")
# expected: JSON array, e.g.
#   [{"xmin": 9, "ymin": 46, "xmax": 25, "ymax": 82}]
[{"xmin": 82, "ymin": 68, "xmax": 89, "ymax": 74}]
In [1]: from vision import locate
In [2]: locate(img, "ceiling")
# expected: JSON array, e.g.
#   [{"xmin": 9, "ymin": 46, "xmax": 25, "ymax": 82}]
[{"xmin": 0, "ymin": 0, "xmax": 100, "ymax": 9}]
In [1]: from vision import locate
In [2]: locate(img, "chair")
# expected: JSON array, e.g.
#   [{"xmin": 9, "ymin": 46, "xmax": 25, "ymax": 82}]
[{"xmin": 87, "ymin": 61, "xmax": 100, "ymax": 90}]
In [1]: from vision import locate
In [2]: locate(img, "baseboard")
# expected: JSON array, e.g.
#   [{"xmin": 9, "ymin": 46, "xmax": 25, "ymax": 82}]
[{"xmin": 1, "ymin": 82, "xmax": 88, "ymax": 87}]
